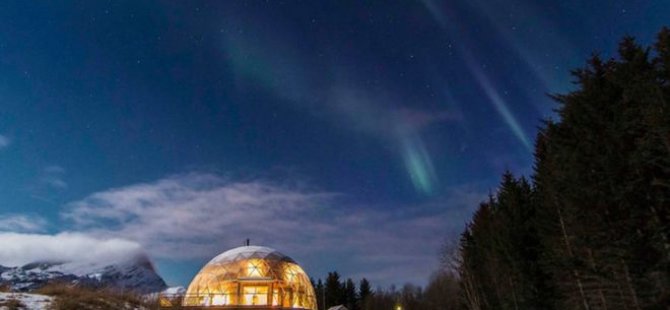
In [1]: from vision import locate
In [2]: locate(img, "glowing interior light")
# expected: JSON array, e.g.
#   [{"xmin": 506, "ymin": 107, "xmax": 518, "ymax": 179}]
[
  {"xmin": 183, "ymin": 246, "xmax": 317, "ymax": 309},
  {"xmin": 247, "ymin": 259, "xmax": 264, "ymax": 277},
  {"xmin": 212, "ymin": 294, "xmax": 228, "ymax": 306},
  {"xmin": 272, "ymin": 289, "xmax": 280, "ymax": 306},
  {"xmin": 243, "ymin": 286, "xmax": 268, "ymax": 306},
  {"xmin": 285, "ymin": 266, "xmax": 297, "ymax": 282}
]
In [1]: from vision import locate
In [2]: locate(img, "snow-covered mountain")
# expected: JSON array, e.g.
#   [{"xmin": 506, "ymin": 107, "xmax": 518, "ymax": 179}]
[
  {"xmin": 0, "ymin": 252, "xmax": 167, "ymax": 293},
  {"xmin": 0, "ymin": 292, "xmax": 53, "ymax": 310}
]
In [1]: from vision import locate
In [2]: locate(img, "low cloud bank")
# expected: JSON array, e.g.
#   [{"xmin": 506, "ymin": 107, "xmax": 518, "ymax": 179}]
[
  {"xmin": 62, "ymin": 173, "xmax": 485, "ymax": 286},
  {"xmin": 0, "ymin": 173, "xmax": 485, "ymax": 285},
  {"xmin": 0, "ymin": 232, "xmax": 143, "ymax": 267}
]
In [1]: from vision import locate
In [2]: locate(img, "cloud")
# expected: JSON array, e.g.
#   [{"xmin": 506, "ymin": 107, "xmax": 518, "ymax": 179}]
[
  {"xmin": 0, "ymin": 232, "xmax": 142, "ymax": 267},
  {"xmin": 0, "ymin": 134, "xmax": 10, "ymax": 149},
  {"xmin": 24, "ymin": 166, "xmax": 69, "ymax": 204},
  {"xmin": 44, "ymin": 166, "xmax": 66, "ymax": 174},
  {"xmin": 63, "ymin": 173, "xmax": 338, "ymax": 258},
  {"xmin": 0, "ymin": 214, "xmax": 49, "ymax": 233},
  {"xmin": 40, "ymin": 165, "xmax": 68, "ymax": 189},
  {"xmin": 63, "ymin": 173, "xmax": 486, "ymax": 286}
]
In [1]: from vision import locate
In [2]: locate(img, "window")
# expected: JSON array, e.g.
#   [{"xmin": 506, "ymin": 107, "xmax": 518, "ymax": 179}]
[
  {"xmin": 211, "ymin": 294, "xmax": 230, "ymax": 306},
  {"xmin": 272, "ymin": 288, "xmax": 280, "ymax": 306},
  {"xmin": 247, "ymin": 259, "xmax": 265, "ymax": 278},
  {"xmin": 243, "ymin": 285, "xmax": 269, "ymax": 306}
]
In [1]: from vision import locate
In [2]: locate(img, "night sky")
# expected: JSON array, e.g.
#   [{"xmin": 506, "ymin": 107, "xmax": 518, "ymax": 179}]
[{"xmin": 0, "ymin": 1, "xmax": 668, "ymax": 287}]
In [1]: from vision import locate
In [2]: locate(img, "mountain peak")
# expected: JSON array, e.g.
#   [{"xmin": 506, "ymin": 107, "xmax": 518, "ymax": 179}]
[{"xmin": 0, "ymin": 253, "xmax": 166, "ymax": 293}]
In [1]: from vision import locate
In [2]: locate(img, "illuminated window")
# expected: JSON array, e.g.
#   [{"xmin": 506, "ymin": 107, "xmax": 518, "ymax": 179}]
[
  {"xmin": 243, "ymin": 286, "xmax": 268, "ymax": 306},
  {"xmin": 283, "ymin": 288, "xmax": 293, "ymax": 307},
  {"xmin": 285, "ymin": 266, "xmax": 298, "ymax": 282},
  {"xmin": 247, "ymin": 259, "xmax": 265, "ymax": 277},
  {"xmin": 212, "ymin": 294, "xmax": 230, "ymax": 306},
  {"xmin": 272, "ymin": 289, "xmax": 280, "ymax": 306},
  {"xmin": 284, "ymin": 263, "xmax": 306, "ymax": 283}
]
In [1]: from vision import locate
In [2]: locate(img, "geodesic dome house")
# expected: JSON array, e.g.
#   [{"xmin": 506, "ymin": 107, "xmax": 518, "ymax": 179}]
[{"xmin": 183, "ymin": 245, "xmax": 317, "ymax": 310}]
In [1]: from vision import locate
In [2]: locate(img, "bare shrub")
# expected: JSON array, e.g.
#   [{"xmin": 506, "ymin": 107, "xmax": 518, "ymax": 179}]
[
  {"xmin": 0, "ymin": 297, "xmax": 25, "ymax": 310},
  {"xmin": 36, "ymin": 283, "xmax": 147, "ymax": 310}
]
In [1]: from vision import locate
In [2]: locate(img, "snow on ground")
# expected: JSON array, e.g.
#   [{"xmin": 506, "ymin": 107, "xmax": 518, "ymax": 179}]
[
  {"xmin": 162, "ymin": 286, "xmax": 185, "ymax": 295},
  {"xmin": 0, "ymin": 292, "xmax": 53, "ymax": 310}
]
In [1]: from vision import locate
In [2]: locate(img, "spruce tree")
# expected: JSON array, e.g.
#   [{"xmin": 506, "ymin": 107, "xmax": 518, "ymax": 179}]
[
  {"xmin": 325, "ymin": 272, "xmax": 345, "ymax": 308},
  {"xmin": 315, "ymin": 279, "xmax": 325, "ymax": 310},
  {"xmin": 344, "ymin": 278, "xmax": 358, "ymax": 310},
  {"xmin": 458, "ymin": 27, "xmax": 670, "ymax": 309},
  {"xmin": 358, "ymin": 278, "xmax": 372, "ymax": 310}
]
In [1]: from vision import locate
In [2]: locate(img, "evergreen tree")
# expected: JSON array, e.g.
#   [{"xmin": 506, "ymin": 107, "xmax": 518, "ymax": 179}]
[
  {"xmin": 535, "ymin": 31, "xmax": 670, "ymax": 309},
  {"xmin": 315, "ymin": 278, "xmax": 325, "ymax": 310},
  {"xmin": 344, "ymin": 278, "xmax": 358, "ymax": 310},
  {"xmin": 358, "ymin": 278, "xmax": 373, "ymax": 310},
  {"xmin": 457, "ymin": 27, "xmax": 670, "ymax": 310},
  {"xmin": 325, "ymin": 272, "xmax": 345, "ymax": 308}
]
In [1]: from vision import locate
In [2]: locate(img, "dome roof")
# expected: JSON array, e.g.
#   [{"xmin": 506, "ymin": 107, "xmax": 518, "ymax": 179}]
[
  {"xmin": 208, "ymin": 246, "xmax": 296, "ymax": 265},
  {"xmin": 183, "ymin": 245, "xmax": 317, "ymax": 309}
]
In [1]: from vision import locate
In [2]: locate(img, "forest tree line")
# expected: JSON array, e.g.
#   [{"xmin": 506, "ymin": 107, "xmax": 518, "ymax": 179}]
[
  {"xmin": 457, "ymin": 28, "xmax": 670, "ymax": 309},
  {"xmin": 311, "ymin": 271, "xmax": 459, "ymax": 310},
  {"xmin": 320, "ymin": 27, "xmax": 670, "ymax": 310}
]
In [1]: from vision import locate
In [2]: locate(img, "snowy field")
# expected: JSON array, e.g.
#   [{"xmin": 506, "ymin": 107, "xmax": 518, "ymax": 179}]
[{"xmin": 0, "ymin": 292, "xmax": 53, "ymax": 310}]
